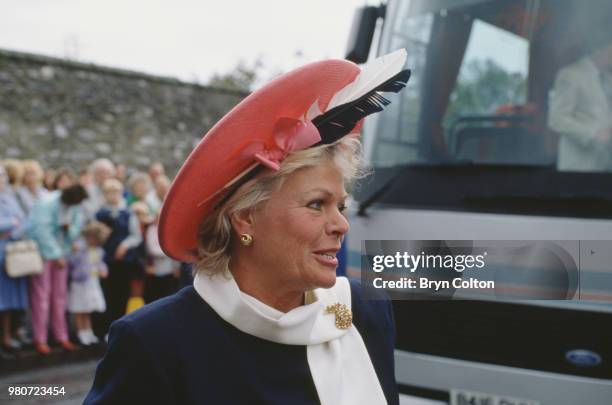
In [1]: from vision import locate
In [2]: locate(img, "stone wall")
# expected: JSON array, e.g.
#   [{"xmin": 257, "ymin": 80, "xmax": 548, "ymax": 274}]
[{"xmin": 0, "ymin": 49, "xmax": 247, "ymax": 174}]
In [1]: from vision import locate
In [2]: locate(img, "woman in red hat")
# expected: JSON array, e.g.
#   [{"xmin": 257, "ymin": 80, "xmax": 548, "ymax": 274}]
[{"xmin": 85, "ymin": 49, "xmax": 410, "ymax": 405}]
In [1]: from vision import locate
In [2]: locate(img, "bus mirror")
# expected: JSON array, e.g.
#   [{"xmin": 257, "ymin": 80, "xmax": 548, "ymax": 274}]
[{"xmin": 345, "ymin": 5, "xmax": 385, "ymax": 64}]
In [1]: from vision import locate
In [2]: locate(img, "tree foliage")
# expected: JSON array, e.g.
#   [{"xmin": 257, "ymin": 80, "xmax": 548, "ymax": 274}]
[
  {"xmin": 445, "ymin": 59, "xmax": 527, "ymax": 124},
  {"xmin": 208, "ymin": 60, "xmax": 261, "ymax": 92}
]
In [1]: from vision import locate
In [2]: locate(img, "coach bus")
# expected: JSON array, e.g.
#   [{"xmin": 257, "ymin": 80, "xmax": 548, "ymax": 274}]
[{"xmin": 344, "ymin": 1, "xmax": 612, "ymax": 404}]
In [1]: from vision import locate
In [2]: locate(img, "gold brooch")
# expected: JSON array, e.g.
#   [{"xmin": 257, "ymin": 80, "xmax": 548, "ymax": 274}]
[{"xmin": 325, "ymin": 303, "xmax": 352, "ymax": 329}]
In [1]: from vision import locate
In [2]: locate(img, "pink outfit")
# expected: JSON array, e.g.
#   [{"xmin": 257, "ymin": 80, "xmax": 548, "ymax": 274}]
[{"xmin": 29, "ymin": 259, "xmax": 69, "ymax": 344}]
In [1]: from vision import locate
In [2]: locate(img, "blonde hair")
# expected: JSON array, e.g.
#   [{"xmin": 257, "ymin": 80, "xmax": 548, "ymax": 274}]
[
  {"xmin": 22, "ymin": 159, "xmax": 44, "ymax": 184},
  {"xmin": 82, "ymin": 220, "xmax": 112, "ymax": 245},
  {"xmin": 2, "ymin": 159, "xmax": 24, "ymax": 186},
  {"xmin": 102, "ymin": 178, "xmax": 123, "ymax": 193},
  {"xmin": 127, "ymin": 171, "xmax": 152, "ymax": 192},
  {"xmin": 195, "ymin": 136, "xmax": 366, "ymax": 276}
]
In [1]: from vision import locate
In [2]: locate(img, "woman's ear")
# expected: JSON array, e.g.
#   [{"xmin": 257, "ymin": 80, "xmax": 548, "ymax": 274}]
[{"xmin": 229, "ymin": 209, "xmax": 255, "ymax": 236}]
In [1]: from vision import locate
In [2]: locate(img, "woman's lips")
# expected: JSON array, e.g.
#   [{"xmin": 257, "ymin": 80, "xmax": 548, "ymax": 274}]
[{"xmin": 313, "ymin": 252, "xmax": 339, "ymax": 267}]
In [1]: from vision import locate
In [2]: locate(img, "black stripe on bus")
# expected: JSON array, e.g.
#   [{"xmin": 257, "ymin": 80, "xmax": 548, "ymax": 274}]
[
  {"xmin": 392, "ymin": 300, "xmax": 612, "ymax": 380},
  {"xmin": 397, "ymin": 383, "xmax": 450, "ymax": 401}
]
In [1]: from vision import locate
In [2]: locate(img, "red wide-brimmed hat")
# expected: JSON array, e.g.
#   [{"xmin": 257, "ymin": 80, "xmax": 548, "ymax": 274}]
[{"xmin": 159, "ymin": 49, "xmax": 410, "ymax": 262}]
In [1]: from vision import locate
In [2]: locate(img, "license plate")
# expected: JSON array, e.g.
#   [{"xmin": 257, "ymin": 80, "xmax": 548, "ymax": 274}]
[{"xmin": 450, "ymin": 389, "xmax": 540, "ymax": 405}]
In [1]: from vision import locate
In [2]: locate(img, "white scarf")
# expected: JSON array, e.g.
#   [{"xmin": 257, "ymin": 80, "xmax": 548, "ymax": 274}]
[{"xmin": 193, "ymin": 272, "xmax": 387, "ymax": 405}]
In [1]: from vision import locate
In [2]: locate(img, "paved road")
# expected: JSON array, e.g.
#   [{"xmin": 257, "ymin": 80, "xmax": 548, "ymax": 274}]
[{"xmin": 0, "ymin": 360, "xmax": 97, "ymax": 404}]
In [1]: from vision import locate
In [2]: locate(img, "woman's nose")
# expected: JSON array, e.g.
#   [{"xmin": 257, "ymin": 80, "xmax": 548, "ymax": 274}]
[{"xmin": 326, "ymin": 208, "xmax": 349, "ymax": 237}]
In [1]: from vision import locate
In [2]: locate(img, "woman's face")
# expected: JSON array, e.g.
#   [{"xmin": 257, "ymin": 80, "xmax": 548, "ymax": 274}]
[
  {"xmin": 132, "ymin": 180, "xmax": 149, "ymax": 199},
  {"xmin": 43, "ymin": 169, "xmax": 55, "ymax": 188},
  {"xmin": 155, "ymin": 178, "xmax": 170, "ymax": 199},
  {"xmin": 247, "ymin": 161, "xmax": 349, "ymax": 291},
  {"xmin": 24, "ymin": 168, "xmax": 39, "ymax": 187},
  {"xmin": 56, "ymin": 174, "xmax": 74, "ymax": 190}
]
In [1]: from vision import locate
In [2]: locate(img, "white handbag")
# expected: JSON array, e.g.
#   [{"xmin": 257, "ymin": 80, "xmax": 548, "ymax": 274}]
[{"xmin": 5, "ymin": 240, "xmax": 44, "ymax": 278}]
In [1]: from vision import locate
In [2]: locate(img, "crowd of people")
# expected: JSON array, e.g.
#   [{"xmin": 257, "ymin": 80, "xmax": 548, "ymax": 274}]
[{"xmin": 0, "ymin": 158, "xmax": 192, "ymax": 358}]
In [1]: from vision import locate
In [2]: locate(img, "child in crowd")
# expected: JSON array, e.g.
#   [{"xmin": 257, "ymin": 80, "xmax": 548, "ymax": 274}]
[
  {"xmin": 94, "ymin": 179, "xmax": 142, "ymax": 337},
  {"xmin": 68, "ymin": 221, "xmax": 110, "ymax": 346}
]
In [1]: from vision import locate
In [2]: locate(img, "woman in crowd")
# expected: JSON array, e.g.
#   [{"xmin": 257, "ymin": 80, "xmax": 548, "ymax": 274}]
[
  {"xmin": 78, "ymin": 167, "xmax": 93, "ymax": 189},
  {"xmin": 2, "ymin": 159, "xmax": 33, "ymax": 348},
  {"xmin": 42, "ymin": 168, "xmax": 57, "ymax": 191},
  {"xmin": 0, "ymin": 164, "xmax": 29, "ymax": 353},
  {"xmin": 86, "ymin": 50, "xmax": 410, "ymax": 404},
  {"xmin": 3, "ymin": 160, "xmax": 28, "ymax": 214},
  {"xmin": 126, "ymin": 172, "xmax": 152, "ymax": 208},
  {"xmin": 145, "ymin": 175, "xmax": 170, "ymax": 215},
  {"xmin": 27, "ymin": 184, "xmax": 88, "ymax": 354},
  {"xmin": 18, "ymin": 159, "xmax": 47, "ymax": 214},
  {"xmin": 53, "ymin": 168, "xmax": 77, "ymax": 191},
  {"xmin": 147, "ymin": 162, "xmax": 165, "ymax": 184},
  {"xmin": 83, "ymin": 159, "xmax": 116, "ymax": 220},
  {"xmin": 3, "ymin": 159, "xmax": 24, "ymax": 198}
]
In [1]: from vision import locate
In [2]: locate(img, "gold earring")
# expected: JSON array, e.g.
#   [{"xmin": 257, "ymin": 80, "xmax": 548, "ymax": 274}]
[{"xmin": 239, "ymin": 233, "xmax": 253, "ymax": 246}]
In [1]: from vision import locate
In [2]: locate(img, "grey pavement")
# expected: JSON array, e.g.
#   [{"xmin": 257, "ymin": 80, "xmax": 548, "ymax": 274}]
[{"xmin": 0, "ymin": 360, "xmax": 97, "ymax": 404}]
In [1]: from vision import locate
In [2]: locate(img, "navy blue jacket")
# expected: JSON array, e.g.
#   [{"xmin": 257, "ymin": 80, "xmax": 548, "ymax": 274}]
[
  {"xmin": 95, "ymin": 208, "xmax": 131, "ymax": 263},
  {"xmin": 84, "ymin": 280, "xmax": 399, "ymax": 404}
]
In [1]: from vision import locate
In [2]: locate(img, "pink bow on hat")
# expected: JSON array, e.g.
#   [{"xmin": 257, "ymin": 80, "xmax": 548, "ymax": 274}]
[{"xmin": 243, "ymin": 117, "xmax": 322, "ymax": 171}]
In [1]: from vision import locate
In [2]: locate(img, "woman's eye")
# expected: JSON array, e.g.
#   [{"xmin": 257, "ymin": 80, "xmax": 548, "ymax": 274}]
[
  {"xmin": 307, "ymin": 200, "xmax": 323, "ymax": 210},
  {"xmin": 338, "ymin": 204, "xmax": 348, "ymax": 213}
]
